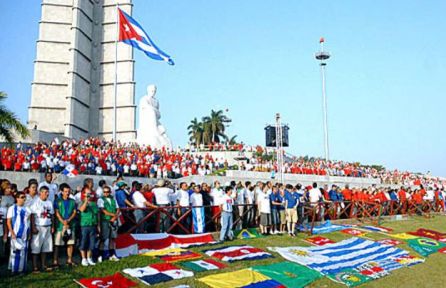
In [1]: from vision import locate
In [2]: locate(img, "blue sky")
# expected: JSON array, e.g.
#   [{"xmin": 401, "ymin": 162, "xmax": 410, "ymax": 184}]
[{"xmin": 0, "ymin": 1, "xmax": 445, "ymax": 176}]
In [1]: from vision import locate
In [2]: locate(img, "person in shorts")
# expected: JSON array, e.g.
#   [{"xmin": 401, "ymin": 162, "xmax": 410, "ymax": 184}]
[
  {"xmin": 30, "ymin": 186, "xmax": 54, "ymax": 272},
  {"xmin": 258, "ymin": 187, "xmax": 271, "ymax": 235},
  {"xmin": 53, "ymin": 183, "xmax": 77, "ymax": 267},
  {"xmin": 98, "ymin": 185, "xmax": 120, "ymax": 262},
  {"xmin": 284, "ymin": 185, "xmax": 299, "ymax": 236}
]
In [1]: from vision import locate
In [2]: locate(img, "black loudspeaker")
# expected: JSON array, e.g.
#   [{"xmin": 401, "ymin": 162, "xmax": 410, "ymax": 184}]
[{"xmin": 265, "ymin": 125, "xmax": 289, "ymax": 147}]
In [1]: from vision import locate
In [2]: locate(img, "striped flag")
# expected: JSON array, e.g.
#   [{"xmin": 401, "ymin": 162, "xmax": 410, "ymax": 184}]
[
  {"xmin": 205, "ymin": 245, "xmax": 272, "ymax": 262},
  {"xmin": 269, "ymin": 237, "xmax": 410, "ymax": 275},
  {"xmin": 192, "ymin": 207, "xmax": 205, "ymax": 234},
  {"xmin": 182, "ymin": 259, "xmax": 227, "ymax": 272},
  {"xmin": 123, "ymin": 263, "xmax": 193, "ymax": 286}
]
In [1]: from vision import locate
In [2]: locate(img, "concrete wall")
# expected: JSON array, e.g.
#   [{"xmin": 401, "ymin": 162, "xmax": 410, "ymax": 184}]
[{"xmin": 1, "ymin": 170, "xmax": 380, "ymax": 192}]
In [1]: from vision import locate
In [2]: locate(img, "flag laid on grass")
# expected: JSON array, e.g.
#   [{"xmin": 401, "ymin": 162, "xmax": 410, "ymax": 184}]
[
  {"xmin": 361, "ymin": 225, "xmax": 393, "ymax": 233},
  {"xmin": 181, "ymin": 259, "xmax": 227, "ymax": 272},
  {"xmin": 234, "ymin": 228, "xmax": 263, "ymax": 239},
  {"xmin": 377, "ymin": 239, "xmax": 403, "ymax": 246},
  {"xmin": 269, "ymin": 237, "xmax": 410, "ymax": 275},
  {"xmin": 198, "ymin": 269, "xmax": 285, "ymax": 288},
  {"xmin": 370, "ymin": 258, "xmax": 404, "ymax": 272},
  {"xmin": 393, "ymin": 255, "xmax": 424, "ymax": 266},
  {"xmin": 408, "ymin": 228, "xmax": 446, "ymax": 242},
  {"xmin": 252, "ymin": 261, "xmax": 322, "ymax": 288},
  {"xmin": 407, "ymin": 237, "xmax": 446, "ymax": 257},
  {"xmin": 299, "ymin": 220, "xmax": 351, "ymax": 234},
  {"xmin": 142, "ymin": 248, "xmax": 201, "ymax": 262},
  {"xmin": 327, "ymin": 269, "xmax": 372, "ymax": 287},
  {"xmin": 438, "ymin": 247, "xmax": 446, "ymax": 254},
  {"xmin": 205, "ymin": 245, "xmax": 272, "ymax": 262},
  {"xmin": 389, "ymin": 233, "xmax": 418, "ymax": 240},
  {"xmin": 341, "ymin": 229, "xmax": 367, "ymax": 237},
  {"xmin": 354, "ymin": 263, "xmax": 388, "ymax": 279},
  {"xmin": 76, "ymin": 272, "xmax": 137, "ymax": 288},
  {"xmin": 123, "ymin": 263, "xmax": 193, "ymax": 285},
  {"xmin": 305, "ymin": 236, "xmax": 335, "ymax": 246},
  {"xmin": 115, "ymin": 233, "xmax": 216, "ymax": 257}
]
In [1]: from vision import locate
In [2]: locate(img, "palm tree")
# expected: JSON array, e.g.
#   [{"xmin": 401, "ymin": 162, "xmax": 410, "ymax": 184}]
[
  {"xmin": 187, "ymin": 118, "xmax": 203, "ymax": 145},
  {"xmin": 202, "ymin": 109, "xmax": 231, "ymax": 143},
  {"xmin": 0, "ymin": 91, "xmax": 29, "ymax": 143},
  {"xmin": 226, "ymin": 135, "xmax": 238, "ymax": 145}
]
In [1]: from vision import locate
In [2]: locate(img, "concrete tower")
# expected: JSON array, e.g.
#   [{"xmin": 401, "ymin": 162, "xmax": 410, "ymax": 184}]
[{"xmin": 28, "ymin": 0, "xmax": 136, "ymax": 142}]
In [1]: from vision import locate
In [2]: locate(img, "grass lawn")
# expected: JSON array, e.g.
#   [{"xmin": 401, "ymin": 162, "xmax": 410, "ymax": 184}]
[{"xmin": 1, "ymin": 215, "xmax": 445, "ymax": 288}]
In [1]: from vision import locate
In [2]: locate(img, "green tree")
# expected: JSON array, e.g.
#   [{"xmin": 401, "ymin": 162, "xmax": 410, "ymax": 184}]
[
  {"xmin": 0, "ymin": 91, "xmax": 29, "ymax": 143},
  {"xmin": 187, "ymin": 117, "xmax": 203, "ymax": 145},
  {"xmin": 202, "ymin": 109, "xmax": 231, "ymax": 143}
]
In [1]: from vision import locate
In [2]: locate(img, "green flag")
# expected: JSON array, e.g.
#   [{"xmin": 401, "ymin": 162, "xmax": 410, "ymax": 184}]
[
  {"xmin": 252, "ymin": 261, "xmax": 322, "ymax": 288},
  {"xmin": 328, "ymin": 269, "xmax": 372, "ymax": 287},
  {"xmin": 407, "ymin": 237, "xmax": 446, "ymax": 257},
  {"xmin": 234, "ymin": 228, "xmax": 263, "ymax": 239}
]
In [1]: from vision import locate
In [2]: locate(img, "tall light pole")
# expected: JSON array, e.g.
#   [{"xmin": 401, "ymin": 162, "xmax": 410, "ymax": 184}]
[
  {"xmin": 275, "ymin": 113, "xmax": 284, "ymax": 183},
  {"xmin": 315, "ymin": 37, "xmax": 330, "ymax": 162}
]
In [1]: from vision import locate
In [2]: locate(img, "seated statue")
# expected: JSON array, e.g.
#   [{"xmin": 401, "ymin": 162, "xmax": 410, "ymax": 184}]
[{"xmin": 137, "ymin": 84, "xmax": 172, "ymax": 149}]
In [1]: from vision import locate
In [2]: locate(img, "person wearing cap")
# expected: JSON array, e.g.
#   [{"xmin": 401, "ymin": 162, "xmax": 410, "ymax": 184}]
[
  {"xmin": 114, "ymin": 181, "xmax": 135, "ymax": 233},
  {"xmin": 30, "ymin": 185, "xmax": 55, "ymax": 272},
  {"xmin": 98, "ymin": 185, "xmax": 120, "ymax": 262},
  {"xmin": 53, "ymin": 183, "xmax": 77, "ymax": 267},
  {"xmin": 6, "ymin": 192, "xmax": 31, "ymax": 273}
]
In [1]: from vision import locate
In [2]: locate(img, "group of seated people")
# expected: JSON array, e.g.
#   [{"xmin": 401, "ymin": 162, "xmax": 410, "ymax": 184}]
[
  {"xmin": 1, "ymin": 170, "xmax": 444, "ymax": 275},
  {"xmin": 1, "ymin": 137, "xmax": 443, "ymax": 187}
]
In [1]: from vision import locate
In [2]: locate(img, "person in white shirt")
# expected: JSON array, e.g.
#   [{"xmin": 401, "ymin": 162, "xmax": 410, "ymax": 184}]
[
  {"xmin": 219, "ymin": 186, "xmax": 234, "ymax": 241},
  {"xmin": 234, "ymin": 182, "xmax": 245, "ymax": 230},
  {"xmin": 38, "ymin": 172, "xmax": 58, "ymax": 204},
  {"xmin": 30, "ymin": 186, "xmax": 55, "ymax": 272},
  {"xmin": 152, "ymin": 180, "xmax": 173, "ymax": 232},
  {"xmin": 131, "ymin": 183, "xmax": 156, "ymax": 233},
  {"xmin": 258, "ymin": 188, "xmax": 271, "ymax": 234},
  {"xmin": 190, "ymin": 185, "xmax": 205, "ymax": 233},
  {"xmin": 309, "ymin": 182, "xmax": 323, "ymax": 204},
  {"xmin": 176, "ymin": 182, "xmax": 191, "ymax": 232},
  {"xmin": 6, "ymin": 192, "xmax": 32, "ymax": 273}
]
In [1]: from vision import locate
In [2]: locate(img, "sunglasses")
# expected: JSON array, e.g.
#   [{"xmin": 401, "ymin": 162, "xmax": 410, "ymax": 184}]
[
  {"xmin": 103, "ymin": 190, "xmax": 111, "ymax": 193},
  {"xmin": 18, "ymin": 196, "xmax": 26, "ymax": 199}
]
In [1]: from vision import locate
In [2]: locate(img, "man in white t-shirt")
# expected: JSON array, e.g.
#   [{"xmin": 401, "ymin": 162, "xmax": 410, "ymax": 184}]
[
  {"xmin": 152, "ymin": 180, "xmax": 173, "ymax": 232},
  {"xmin": 131, "ymin": 183, "xmax": 156, "ymax": 233},
  {"xmin": 309, "ymin": 182, "xmax": 323, "ymax": 204},
  {"xmin": 30, "ymin": 186, "xmax": 54, "ymax": 272},
  {"xmin": 38, "ymin": 172, "xmax": 58, "ymax": 204},
  {"xmin": 258, "ymin": 188, "xmax": 271, "ymax": 234},
  {"xmin": 219, "ymin": 186, "xmax": 234, "ymax": 241},
  {"xmin": 176, "ymin": 182, "xmax": 191, "ymax": 231}
]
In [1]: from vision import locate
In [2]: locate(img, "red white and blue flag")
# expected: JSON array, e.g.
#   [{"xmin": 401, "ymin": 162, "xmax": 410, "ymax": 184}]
[
  {"xmin": 123, "ymin": 263, "xmax": 193, "ymax": 285},
  {"xmin": 118, "ymin": 8, "xmax": 174, "ymax": 65},
  {"xmin": 62, "ymin": 164, "xmax": 79, "ymax": 178},
  {"xmin": 205, "ymin": 245, "xmax": 273, "ymax": 262},
  {"xmin": 115, "ymin": 233, "xmax": 216, "ymax": 258}
]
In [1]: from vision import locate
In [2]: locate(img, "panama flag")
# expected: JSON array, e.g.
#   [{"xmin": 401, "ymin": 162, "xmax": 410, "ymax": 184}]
[
  {"xmin": 123, "ymin": 263, "xmax": 193, "ymax": 285},
  {"xmin": 118, "ymin": 8, "xmax": 174, "ymax": 65},
  {"xmin": 61, "ymin": 164, "xmax": 79, "ymax": 178}
]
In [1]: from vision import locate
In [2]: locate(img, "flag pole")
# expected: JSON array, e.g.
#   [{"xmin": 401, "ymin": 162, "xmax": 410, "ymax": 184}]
[{"xmin": 113, "ymin": 2, "xmax": 119, "ymax": 142}]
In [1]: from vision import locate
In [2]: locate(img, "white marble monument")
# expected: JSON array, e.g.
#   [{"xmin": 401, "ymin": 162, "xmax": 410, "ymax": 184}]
[{"xmin": 137, "ymin": 85, "xmax": 172, "ymax": 149}]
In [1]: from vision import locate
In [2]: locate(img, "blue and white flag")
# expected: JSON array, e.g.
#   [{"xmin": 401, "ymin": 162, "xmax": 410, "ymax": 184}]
[
  {"xmin": 118, "ymin": 8, "xmax": 174, "ymax": 65},
  {"xmin": 192, "ymin": 207, "xmax": 205, "ymax": 234},
  {"xmin": 269, "ymin": 237, "xmax": 410, "ymax": 275}
]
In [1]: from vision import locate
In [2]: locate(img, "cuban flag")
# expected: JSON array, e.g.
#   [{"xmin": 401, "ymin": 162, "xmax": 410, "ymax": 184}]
[
  {"xmin": 118, "ymin": 8, "xmax": 174, "ymax": 65},
  {"xmin": 204, "ymin": 245, "xmax": 273, "ymax": 262},
  {"xmin": 62, "ymin": 164, "xmax": 79, "ymax": 178}
]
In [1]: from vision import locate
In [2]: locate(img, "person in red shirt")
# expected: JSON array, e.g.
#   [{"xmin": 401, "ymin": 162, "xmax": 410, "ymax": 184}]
[{"xmin": 342, "ymin": 185, "xmax": 352, "ymax": 202}]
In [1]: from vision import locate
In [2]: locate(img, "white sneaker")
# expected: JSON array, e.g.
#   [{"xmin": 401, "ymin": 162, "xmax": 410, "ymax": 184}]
[
  {"xmin": 81, "ymin": 259, "xmax": 89, "ymax": 267},
  {"xmin": 109, "ymin": 255, "xmax": 120, "ymax": 262},
  {"xmin": 98, "ymin": 256, "xmax": 103, "ymax": 263},
  {"xmin": 87, "ymin": 258, "xmax": 96, "ymax": 266}
]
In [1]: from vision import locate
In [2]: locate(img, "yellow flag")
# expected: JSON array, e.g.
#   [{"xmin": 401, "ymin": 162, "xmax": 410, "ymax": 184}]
[{"xmin": 199, "ymin": 269, "xmax": 271, "ymax": 288}]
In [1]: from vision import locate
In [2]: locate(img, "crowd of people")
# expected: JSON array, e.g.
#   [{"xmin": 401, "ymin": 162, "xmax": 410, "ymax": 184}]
[
  {"xmin": 2, "ymin": 137, "xmax": 444, "ymax": 186},
  {"xmin": 1, "ymin": 171, "xmax": 445, "ymax": 274}
]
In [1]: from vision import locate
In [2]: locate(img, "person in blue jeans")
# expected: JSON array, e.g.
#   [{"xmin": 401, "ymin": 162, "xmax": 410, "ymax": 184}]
[
  {"xmin": 219, "ymin": 186, "xmax": 234, "ymax": 242},
  {"xmin": 270, "ymin": 186, "xmax": 282, "ymax": 234}
]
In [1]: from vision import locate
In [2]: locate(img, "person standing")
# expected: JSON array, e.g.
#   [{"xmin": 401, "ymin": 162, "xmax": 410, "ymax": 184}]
[
  {"xmin": 152, "ymin": 180, "xmax": 173, "ymax": 232},
  {"xmin": 30, "ymin": 186, "xmax": 55, "ymax": 272},
  {"xmin": 284, "ymin": 185, "xmax": 299, "ymax": 236},
  {"xmin": 6, "ymin": 192, "xmax": 31, "ymax": 273},
  {"xmin": 258, "ymin": 187, "xmax": 271, "ymax": 235},
  {"xmin": 270, "ymin": 186, "xmax": 282, "ymax": 234},
  {"xmin": 78, "ymin": 186, "xmax": 99, "ymax": 266},
  {"xmin": 25, "ymin": 179, "xmax": 39, "ymax": 207},
  {"xmin": 190, "ymin": 185, "xmax": 204, "ymax": 233},
  {"xmin": 98, "ymin": 186, "xmax": 120, "ymax": 262},
  {"xmin": 53, "ymin": 183, "xmax": 77, "ymax": 267},
  {"xmin": 219, "ymin": 186, "xmax": 234, "ymax": 242},
  {"xmin": 38, "ymin": 172, "xmax": 58, "ymax": 204}
]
